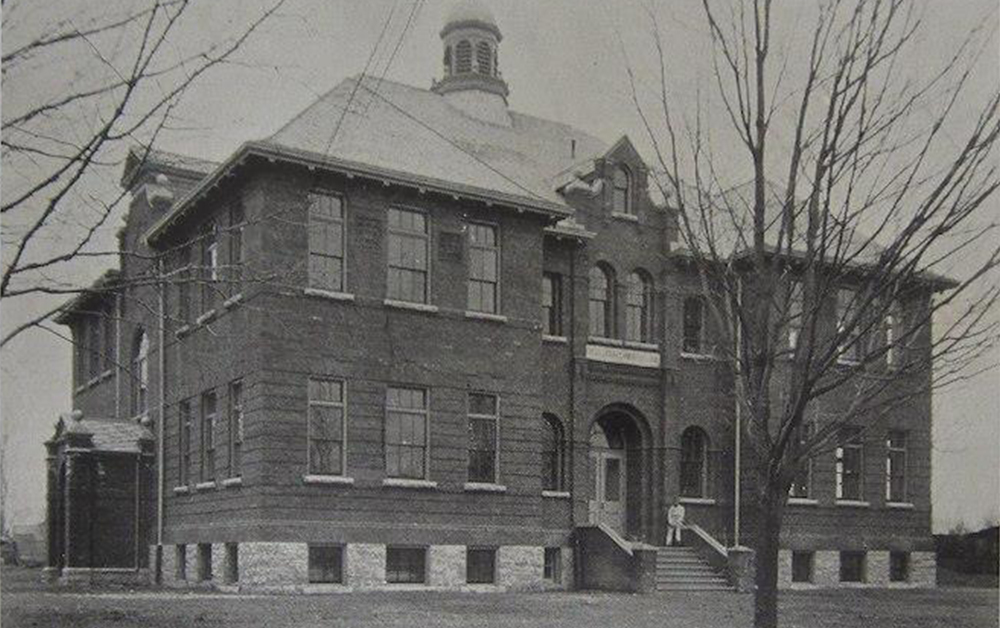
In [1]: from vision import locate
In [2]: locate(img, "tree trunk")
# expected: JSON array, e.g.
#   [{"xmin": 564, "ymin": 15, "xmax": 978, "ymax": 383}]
[{"xmin": 753, "ymin": 480, "xmax": 785, "ymax": 628}]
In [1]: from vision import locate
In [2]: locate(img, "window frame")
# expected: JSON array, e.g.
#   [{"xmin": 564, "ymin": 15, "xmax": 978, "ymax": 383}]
[
  {"xmin": 543, "ymin": 547, "xmax": 562, "ymax": 583},
  {"xmin": 467, "ymin": 392, "xmax": 500, "ymax": 484},
  {"xmin": 307, "ymin": 377, "xmax": 347, "ymax": 477},
  {"xmin": 682, "ymin": 296, "xmax": 705, "ymax": 355},
  {"xmin": 385, "ymin": 385, "xmax": 430, "ymax": 480},
  {"xmin": 228, "ymin": 380, "xmax": 244, "ymax": 479},
  {"xmin": 885, "ymin": 430, "xmax": 907, "ymax": 504},
  {"xmin": 680, "ymin": 426, "xmax": 710, "ymax": 498},
  {"xmin": 889, "ymin": 551, "xmax": 910, "ymax": 583},
  {"xmin": 541, "ymin": 414, "xmax": 565, "ymax": 492},
  {"xmin": 307, "ymin": 191, "xmax": 347, "ymax": 293},
  {"xmin": 625, "ymin": 270, "xmax": 652, "ymax": 343},
  {"xmin": 201, "ymin": 391, "xmax": 217, "ymax": 482},
  {"xmin": 179, "ymin": 399, "xmax": 192, "ymax": 486},
  {"xmin": 386, "ymin": 206, "xmax": 431, "ymax": 304},
  {"xmin": 837, "ymin": 287, "xmax": 862, "ymax": 364},
  {"xmin": 612, "ymin": 165, "xmax": 632, "ymax": 215},
  {"xmin": 466, "ymin": 221, "xmax": 500, "ymax": 314},
  {"xmin": 131, "ymin": 329, "xmax": 149, "ymax": 418},
  {"xmin": 791, "ymin": 551, "xmax": 814, "ymax": 583},
  {"xmin": 839, "ymin": 551, "xmax": 866, "ymax": 583},
  {"xmin": 200, "ymin": 224, "xmax": 219, "ymax": 312},
  {"xmin": 475, "ymin": 41, "xmax": 493, "ymax": 76},
  {"xmin": 542, "ymin": 272, "xmax": 562, "ymax": 336},
  {"xmin": 835, "ymin": 426, "xmax": 864, "ymax": 501},
  {"xmin": 789, "ymin": 421, "xmax": 814, "ymax": 499},
  {"xmin": 787, "ymin": 281, "xmax": 804, "ymax": 351},
  {"xmin": 178, "ymin": 244, "xmax": 192, "ymax": 324},
  {"xmin": 588, "ymin": 265, "xmax": 614, "ymax": 339}
]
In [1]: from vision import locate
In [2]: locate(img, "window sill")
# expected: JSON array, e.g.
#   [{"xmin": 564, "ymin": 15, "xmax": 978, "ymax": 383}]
[
  {"xmin": 383, "ymin": 299, "xmax": 438, "ymax": 314},
  {"xmin": 223, "ymin": 293, "xmax": 244, "ymax": 309},
  {"xmin": 542, "ymin": 490, "xmax": 571, "ymax": 499},
  {"xmin": 464, "ymin": 482, "xmax": 507, "ymax": 493},
  {"xmin": 588, "ymin": 336, "xmax": 622, "ymax": 346},
  {"xmin": 195, "ymin": 309, "xmax": 217, "ymax": 326},
  {"xmin": 382, "ymin": 478, "xmax": 437, "ymax": 489},
  {"xmin": 887, "ymin": 501, "xmax": 915, "ymax": 510},
  {"xmin": 837, "ymin": 357, "xmax": 861, "ymax": 366},
  {"xmin": 624, "ymin": 340, "xmax": 659, "ymax": 352},
  {"xmin": 304, "ymin": 288, "xmax": 355, "ymax": 302},
  {"xmin": 542, "ymin": 334, "xmax": 568, "ymax": 344},
  {"xmin": 610, "ymin": 211, "xmax": 639, "ymax": 222},
  {"xmin": 680, "ymin": 352, "xmax": 716, "ymax": 361},
  {"xmin": 194, "ymin": 481, "xmax": 217, "ymax": 492},
  {"xmin": 787, "ymin": 498, "xmax": 819, "ymax": 506},
  {"xmin": 835, "ymin": 499, "xmax": 870, "ymax": 508},
  {"xmin": 175, "ymin": 324, "xmax": 193, "ymax": 338},
  {"xmin": 679, "ymin": 497, "xmax": 716, "ymax": 505},
  {"xmin": 173, "ymin": 486, "xmax": 190, "ymax": 495},
  {"xmin": 221, "ymin": 477, "xmax": 243, "ymax": 488},
  {"xmin": 464, "ymin": 310, "xmax": 508, "ymax": 323},
  {"xmin": 303, "ymin": 475, "xmax": 355, "ymax": 486}
]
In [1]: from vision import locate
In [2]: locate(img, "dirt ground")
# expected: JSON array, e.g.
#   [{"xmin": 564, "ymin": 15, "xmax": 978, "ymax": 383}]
[{"xmin": 2, "ymin": 566, "xmax": 996, "ymax": 628}]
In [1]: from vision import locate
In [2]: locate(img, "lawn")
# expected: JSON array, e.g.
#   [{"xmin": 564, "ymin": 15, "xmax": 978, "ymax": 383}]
[{"xmin": 2, "ymin": 567, "xmax": 996, "ymax": 628}]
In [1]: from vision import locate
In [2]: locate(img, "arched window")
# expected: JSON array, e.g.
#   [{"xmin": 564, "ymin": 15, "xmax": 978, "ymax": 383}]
[
  {"xmin": 131, "ymin": 329, "xmax": 149, "ymax": 417},
  {"xmin": 476, "ymin": 41, "xmax": 493, "ymax": 76},
  {"xmin": 612, "ymin": 165, "xmax": 631, "ymax": 215},
  {"xmin": 625, "ymin": 270, "xmax": 652, "ymax": 343},
  {"xmin": 542, "ymin": 414, "xmax": 565, "ymax": 492},
  {"xmin": 680, "ymin": 427, "xmax": 710, "ymax": 498},
  {"xmin": 455, "ymin": 40, "xmax": 472, "ymax": 74},
  {"xmin": 589, "ymin": 265, "xmax": 614, "ymax": 338},
  {"xmin": 444, "ymin": 46, "xmax": 453, "ymax": 76}
]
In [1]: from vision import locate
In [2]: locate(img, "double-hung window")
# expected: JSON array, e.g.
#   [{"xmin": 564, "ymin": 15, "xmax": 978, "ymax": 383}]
[
  {"xmin": 385, "ymin": 387, "xmax": 428, "ymax": 479},
  {"xmin": 201, "ymin": 225, "xmax": 218, "ymax": 312},
  {"xmin": 542, "ymin": 273, "xmax": 562, "ymax": 336},
  {"xmin": 789, "ymin": 421, "xmax": 813, "ymax": 499},
  {"xmin": 885, "ymin": 431, "xmax": 907, "ymax": 503},
  {"xmin": 228, "ymin": 204, "xmax": 245, "ymax": 296},
  {"xmin": 308, "ymin": 378, "xmax": 346, "ymax": 476},
  {"xmin": 179, "ymin": 399, "xmax": 192, "ymax": 486},
  {"xmin": 787, "ymin": 281, "xmax": 803, "ymax": 351},
  {"xmin": 467, "ymin": 393, "xmax": 499, "ymax": 484},
  {"xmin": 467, "ymin": 223, "xmax": 499, "ymax": 314},
  {"xmin": 307, "ymin": 192, "xmax": 345, "ymax": 292},
  {"xmin": 589, "ymin": 266, "xmax": 613, "ymax": 338},
  {"xmin": 387, "ymin": 208, "xmax": 429, "ymax": 303},
  {"xmin": 682, "ymin": 297, "xmax": 704, "ymax": 354},
  {"xmin": 228, "ymin": 380, "xmax": 244, "ymax": 478},
  {"xmin": 201, "ymin": 391, "xmax": 217, "ymax": 482},
  {"xmin": 625, "ymin": 271, "xmax": 652, "ymax": 343},
  {"xmin": 836, "ymin": 426, "xmax": 864, "ymax": 501},
  {"xmin": 837, "ymin": 288, "xmax": 861, "ymax": 364}
]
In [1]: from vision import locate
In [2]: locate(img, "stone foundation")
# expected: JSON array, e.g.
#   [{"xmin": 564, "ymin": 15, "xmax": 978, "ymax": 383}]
[
  {"xmin": 428, "ymin": 545, "xmax": 464, "ymax": 587},
  {"xmin": 777, "ymin": 548, "xmax": 936, "ymax": 588},
  {"xmin": 346, "ymin": 543, "xmax": 385, "ymax": 588},
  {"xmin": 498, "ymin": 545, "xmax": 543, "ymax": 590},
  {"xmin": 909, "ymin": 551, "xmax": 936, "ymax": 587}
]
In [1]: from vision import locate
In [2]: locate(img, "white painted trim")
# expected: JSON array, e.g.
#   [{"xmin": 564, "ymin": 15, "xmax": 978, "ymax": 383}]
[
  {"xmin": 194, "ymin": 481, "xmax": 216, "ymax": 491},
  {"xmin": 542, "ymin": 335, "xmax": 568, "ymax": 344},
  {"xmin": 463, "ymin": 482, "xmax": 507, "ymax": 493},
  {"xmin": 221, "ymin": 477, "xmax": 243, "ymax": 488},
  {"xmin": 195, "ymin": 310, "xmax": 216, "ymax": 326},
  {"xmin": 222, "ymin": 293, "xmax": 244, "ymax": 308},
  {"xmin": 464, "ymin": 310, "xmax": 508, "ymax": 323},
  {"xmin": 382, "ymin": 478, "xmax": 438, "ymax": 489},
  {"xmin": 303, "ymin": 475, "xmax": 355, "ymax": 486},
  {"xmin": 542, "ymin": 490, "xmax": 571, "ymax": 499},
  {"xmin": 886, "ymin": 501, "xmax": 915, "ymax": 509},
  {"xmin": 787, "ymin": 498, "xmax": 819, "ymax": 506},
  {"xmin": 679, "ymin": 497, "xmax": 717, "ymax": 505},
  {"xmin": 383, "ymin": 299, "xmax": 438, "ymax": 313},
  {"xmin": 680, "ymin": 352, "xmax": 716, "ymax": 361},
  {"xmin": 835, "ymin": 499, "xmax": 871, "ymax": 508},
  {"xmin": 610, "ymin": 211, "xmax": 639, "ymax": 222},
  {"xmin": 304, "ymin": 288, "xmax": 355, "ymax": 302},
  {"xmin": 174, "ymin": 325, "xmax": 192, "ymax": 338},
  {"xmin": 172, "ymin": 486, "xmax": 189, "ymax": 495},
  {"xmin": 623, "ymin": 340, "xmax": 659, "ymax": 351},
  {"xmin": 585, "ymin": 343, "xmax": 660, "ymax": 369}
]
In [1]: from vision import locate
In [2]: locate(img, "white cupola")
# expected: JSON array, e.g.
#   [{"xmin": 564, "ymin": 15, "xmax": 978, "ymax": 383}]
[{"xmin": 432, "ymin": 1, "xmax": 511, "ymax": 127}]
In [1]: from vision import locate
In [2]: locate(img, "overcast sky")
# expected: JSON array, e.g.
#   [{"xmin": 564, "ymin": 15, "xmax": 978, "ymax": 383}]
[{"xmin": 2, "ymin": 0, "xmax": 997, "ymax": 533}]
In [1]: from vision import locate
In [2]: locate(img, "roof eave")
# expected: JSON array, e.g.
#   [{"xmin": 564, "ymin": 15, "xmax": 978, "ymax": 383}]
[{"xmin": 145, "ymin": 141, "xmax": 571, "ymax": 247}]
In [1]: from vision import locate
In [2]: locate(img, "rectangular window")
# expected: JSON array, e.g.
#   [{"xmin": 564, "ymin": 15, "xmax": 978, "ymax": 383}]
[
  {"xmin": 88, "ymin": 316, "xmax": 100, "ymax": 379},
  {"xmin": 889, "ymin": 551, "xmax": 910, "ymax": 582},
  {"xmin": 467, "ymin": 392, "xmax": 498, "ymax": 484},
  {"xmin": 308, "ymin": 192, "xmax": 345, "ymax": 292},
  {"xmin": 682, "ymin": 297, "xmax": 704, "ymax": 354},
  {"xmin": 308, "ymin": 378, "xmax": 346, "ymax": 476},
  {"xmin": 839, "ymin": 551, "xmax": 866, "ymax": 583},
  {"xmin": 179, "ymin": 400, "xmax": 192, "ymax": 486},
  {"xmin": 225, "ymin": 543, "xmax": 239, "ymax": 584},
  {"xmin": 885, "ymin": 430, "xmax": 907, "ymax": 503},
  {"xmin": 228, "ymin": 381, "xmax": 244, "ymax": 478},
  {"xmin": 789, "ymin": 422, "xmax": 814, "ymax": 499},
  {"xmin": 201, "ymin": 391, "xmax": 217, "ymax": 482},
  {"xmin": 228, "ymin": 203, "xmax": 245, "ymax": 295},
  {"xmin": 836, "ymin": 427, "xmax": 863, "ymax": 501},
  {"xmin": 885, "ymin": 302, "xmax": 902, "ymax": 367},
  {"xmin": 542, "ymin": 273, "xmax": 562, "ymax": 336},
  {"xmin": 387, "ymin": 208, "xmax": 429, "ymax": 303},
  {"xmin": 466, "ymin": 548, "xmax": 496, "ymax": 584},
  {"xmin": 788, "ymin": 281, "xmax": 803, "ymax": 350},
  {"xmin": 178, "ymin": 245, "xmax": 191, "ymax": 324},
  {"xmin": 385, "ymin": 386, "xmax": 427, "ymax": 479},
  {"xmin": 175, "ymin": 545, "xmax": 187, "ymax": 581},
  {"xmin": 386, "ymin": 547, "xmax": 426, "ymax": 584},
  {"xmin": 102, "ymin": 309, "xmax": 114, "ymax": 371},
  {"xmin": 308, "ymin": 545, "xmax": 344, "ymax": 583},
  {"xmin": 837, "ymin": 288, "xmax": 861, "ymax": 363},
  {"xmin": 467, "ymin": 223, "xmax": 499, "ymax": 313},
  {"xmin": 201, "ymin": 226, "xmax": 218, "ymax": 311},
  {"xmin": 791, "ymin": 551, "xmax": 814, "ymax": 583},
  {"xmin": 198, "ymin": 543, "xmax": 213, "ymax": 581},
  {"xmin": 543, "ymin": 547, "xmax": 562, "ymax": 583}
]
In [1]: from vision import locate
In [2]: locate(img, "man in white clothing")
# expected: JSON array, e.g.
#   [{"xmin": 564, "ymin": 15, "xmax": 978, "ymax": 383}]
[{"xmin": 666, "ymin": 499, "xmax": 685, "ymax": 546}]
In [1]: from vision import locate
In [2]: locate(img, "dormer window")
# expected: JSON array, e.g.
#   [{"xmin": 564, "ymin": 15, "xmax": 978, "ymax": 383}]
[
  {"xmin": 476, "ymin": 41, "xmax": 492, "ymax": 76},
  {"xmin": 455, "ymin": 40, "xmax": 472, "ymax": 74},
  {"xmin": 612, "ymin": 165, "xmax": 632, "ymax": 215}
]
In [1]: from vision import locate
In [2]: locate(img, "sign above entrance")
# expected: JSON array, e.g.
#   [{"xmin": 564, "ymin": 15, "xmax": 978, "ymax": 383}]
[{"xmin": 586, "ymin": 343, "xmax": 661, "ymax": 369}]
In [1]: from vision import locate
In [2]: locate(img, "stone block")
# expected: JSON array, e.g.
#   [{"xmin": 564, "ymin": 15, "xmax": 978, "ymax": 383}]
[
  {"xmin": 909, "ymin": 551, "xmax": 935, "ymax": 587},
  {"xmin": 428, "ymin": 545, "xmax": 464, "ymax": 587},
  {"xmin": 346, "ymin": 543, "xmax": 385, "ymax": 587},
  {"xmin": 498, "ymin": 545, "xmax": 542, "ymax": 590},
  {"xmin": 777, "ymin": 550, "xmax": 792, "ymax": 588},
  {"xmin": 813, "ymin": 550, "xmax": 839, "ymax": 586},
  {"xmin": 241, "ymin": 542, "xmax": 307, "ymax": 587},
  {"xmin": 868, "ymin": 551, "xmax": 890, "ymax": 586},
  {"xmin": 211, "ymin": 543, "xmax": 226, "ymax": 584}
]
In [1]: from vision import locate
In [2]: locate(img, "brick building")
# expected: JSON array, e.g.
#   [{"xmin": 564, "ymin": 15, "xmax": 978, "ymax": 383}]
[{"xmin": 49, "ymin": 2, "xmax": 938, "ymax": 591}]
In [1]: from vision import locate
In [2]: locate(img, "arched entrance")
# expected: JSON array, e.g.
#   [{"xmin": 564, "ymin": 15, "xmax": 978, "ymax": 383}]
[{"xmin": 588, "ymin": 407, "xmax": 650, "ymax": 541}]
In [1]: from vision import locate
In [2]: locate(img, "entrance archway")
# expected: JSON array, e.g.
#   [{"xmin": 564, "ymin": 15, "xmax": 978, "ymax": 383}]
[{"xmin": 588, "ymin": 407, "xmax": 650, "ymax": 541}]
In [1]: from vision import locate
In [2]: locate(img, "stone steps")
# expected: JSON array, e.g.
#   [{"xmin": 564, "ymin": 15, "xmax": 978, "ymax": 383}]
[{"xmin": 654, "ymin": 545, "xmax": 732, "ymax": 591}]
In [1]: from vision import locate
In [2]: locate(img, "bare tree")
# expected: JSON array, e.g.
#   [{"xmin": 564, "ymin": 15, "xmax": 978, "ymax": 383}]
[
  {"xmin": 627, "ymin": 1, "xmax": 998, "ymax": 626},
  {"xmin": 1, "ymin": 0, "xmax": 285, "ymax": 348}
]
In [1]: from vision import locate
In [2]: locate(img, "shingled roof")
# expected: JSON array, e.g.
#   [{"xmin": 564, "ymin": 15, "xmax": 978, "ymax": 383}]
[{"xmin": 52, "ymin": 414, "xmax": 152, "ymax": 453}]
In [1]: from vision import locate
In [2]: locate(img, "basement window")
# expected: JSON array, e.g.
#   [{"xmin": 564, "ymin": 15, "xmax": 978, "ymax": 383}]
[
  {"xmin": 791, "ymin": 551, "xmax": 814, "ymax": 583},
  {"xmin": 198, "ymin": 543, "xmax": 213, "ymax": 581},
  {"xmin": 225, "ymin": 543, "xmax": 239, "ymax": 584},
  {"xmin": 543, "ymin": 547, "xmax": 562, "ymax": 583},
  {"xmin": 466, "ymin": 548, "xmax": 496, "ymax": 584},
  {"xmin": 308, "ymin": 545, "xmax": 344, "ymax": 584},
  {"xmin": 386, "ymin": 547, "xmax": 426, "ymax": 584},
  {"xmin": 175, "ymin": 545, "xmax": 187, "ymax": 580},
  {"xmin": 890, "ymin": 551, "xmax": 910, "ymax": 582},
  {"xmin": 839, "ymin": 551, "xmax": 866, "ymax": 583}
]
